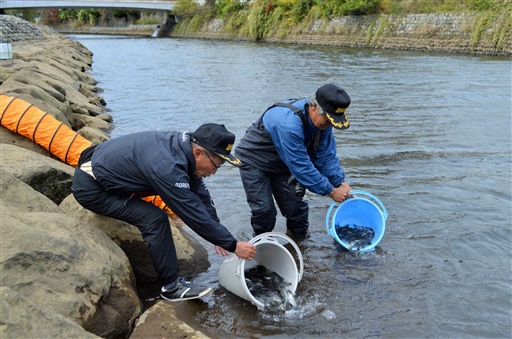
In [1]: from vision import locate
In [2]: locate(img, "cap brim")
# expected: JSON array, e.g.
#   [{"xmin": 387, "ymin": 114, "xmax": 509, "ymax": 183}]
[
  {"xmin": 217, "ymin": 153, "xmax": 242, "ymax": 167},
  {"xmin": 326, "ymin": 112, "xmax": 350, "ymax": 130}
]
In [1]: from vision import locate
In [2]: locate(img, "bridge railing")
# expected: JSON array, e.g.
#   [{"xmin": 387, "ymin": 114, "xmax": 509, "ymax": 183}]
[{"xmin": 0, "ymin": 0, "xmax": 176, "ymax": 11}]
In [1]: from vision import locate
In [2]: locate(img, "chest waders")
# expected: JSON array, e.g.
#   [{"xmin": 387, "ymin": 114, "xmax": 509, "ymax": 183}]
[
  {"xmin": 261, "ymin": 101, "xmax": 321, "ymax": 197},
  {"xmin": 241, "ymin": 100, "xmax": 313, "ymax": 235}
]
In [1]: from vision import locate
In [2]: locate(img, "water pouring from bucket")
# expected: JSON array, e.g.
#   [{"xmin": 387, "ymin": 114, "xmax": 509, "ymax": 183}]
[
  {"xmin": 218, "ymin": 232, "xmax": 303, "ymax": 310},
  {"xmin": 325, "ymin": 190, "xmax": 388, "ymax": 252}
]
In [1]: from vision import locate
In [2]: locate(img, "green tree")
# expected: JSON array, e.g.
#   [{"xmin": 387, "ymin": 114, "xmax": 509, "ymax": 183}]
[
  {"xmin": 77, "ymin": 9, "xmax": 101, "ymax": 25},
  {"xmin": 58, "ymin": 9, "xmax": 77, "ymax": 21},
  {"xmin": 290, "ymin": 0, "xmax": 315, "ymax": 22},
  {"xmin": 216, "ymin": 0, "xmax": 248, "ymax": 18},
  {"xmin": 174, "ymin": 0, "xmax": 201, "ymax": 17},
  {"xmin": 339, "ymin": 0, "xmax": 380, "ymax": 15}
]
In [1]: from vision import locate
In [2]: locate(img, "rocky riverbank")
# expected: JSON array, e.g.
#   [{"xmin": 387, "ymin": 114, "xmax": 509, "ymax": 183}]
[{"xmin": 0, "ymin": 14, "xmax": 211, "ymax": 338}]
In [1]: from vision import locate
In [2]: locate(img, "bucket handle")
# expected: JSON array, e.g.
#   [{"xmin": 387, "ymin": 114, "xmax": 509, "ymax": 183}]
[
  {"xmin": 325, "ymin": 201, "xmax": 338, "ymax": 235},
  {"xmin": 240, "ymin": 232, "xmax": 304, "ymax": 282},
  {"xmin": 349, "ymin": 190, "xmax": 388, "ymax": 220}
]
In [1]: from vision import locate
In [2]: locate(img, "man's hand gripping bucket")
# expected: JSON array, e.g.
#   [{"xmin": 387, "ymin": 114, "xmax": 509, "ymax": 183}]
[
  {"xmin": 218, "ymin": 232, "xmax": 304, "ymax": 309},
  {"xmin": 325, "ymin": 190, "xmax": 388, "ymax": 252}
]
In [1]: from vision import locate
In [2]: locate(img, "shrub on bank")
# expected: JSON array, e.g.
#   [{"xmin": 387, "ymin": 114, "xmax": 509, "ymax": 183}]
[
  {"xmin": 169, "ymin": 0, "xmax": 511, "ymax": 49},
  {"xmin": 188, "ymin": 0, "xmax": 502, "ymax": 20}
]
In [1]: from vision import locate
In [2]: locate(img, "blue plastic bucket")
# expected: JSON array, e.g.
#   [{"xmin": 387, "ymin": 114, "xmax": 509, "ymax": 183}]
[{"xmin": 325, "ymin": 190, "xmax": 388, "ymax": 252}]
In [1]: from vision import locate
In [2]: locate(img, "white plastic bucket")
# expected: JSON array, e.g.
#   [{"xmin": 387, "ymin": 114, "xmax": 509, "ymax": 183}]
[
  {"xmin": 325, "ymin": 190, "xmax": 388, "ymax": 252},
  {"xmin": 218, "ymin": 232, "xmax": 303, "ymax": 309}
]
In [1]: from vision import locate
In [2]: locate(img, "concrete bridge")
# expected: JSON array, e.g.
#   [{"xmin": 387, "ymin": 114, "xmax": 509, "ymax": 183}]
[{"xmin": 0, "ymin": 0, "xmax": 176, "ymax": 11}]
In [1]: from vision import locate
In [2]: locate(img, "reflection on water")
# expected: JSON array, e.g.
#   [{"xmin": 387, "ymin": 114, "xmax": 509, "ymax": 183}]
[{"xmin": 71, "ymin": 34, "xmax": 512, "ymax": 338}]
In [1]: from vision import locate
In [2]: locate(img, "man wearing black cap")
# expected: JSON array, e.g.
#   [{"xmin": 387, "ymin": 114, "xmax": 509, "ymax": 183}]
[
  {"xmin": 235, "ymin": 84, "xmax": 354, "ymax": 239},
  {"xmin": 72, "ymin": 123, "xmax": 256, "ymax": 301}
]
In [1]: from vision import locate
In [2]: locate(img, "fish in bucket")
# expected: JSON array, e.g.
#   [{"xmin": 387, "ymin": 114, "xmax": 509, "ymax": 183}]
[
  {"xmin": 325, "ymin": 190, "xmax": 388, "ymax": 252},
  {"xmin": 218, "ymin": 232, "xmax": 303, "ymax": 310}
]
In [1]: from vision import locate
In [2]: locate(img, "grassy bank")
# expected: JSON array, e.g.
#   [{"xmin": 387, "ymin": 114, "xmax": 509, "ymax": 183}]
[{"xmin": 170, "ymin": 0, "xmax": 511, "ymax": 51}]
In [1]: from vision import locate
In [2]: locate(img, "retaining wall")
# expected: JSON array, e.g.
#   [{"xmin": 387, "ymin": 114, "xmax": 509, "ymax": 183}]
[{"xmin": 170, "ymin": 13, "xmax": 512, "ymax": 56}]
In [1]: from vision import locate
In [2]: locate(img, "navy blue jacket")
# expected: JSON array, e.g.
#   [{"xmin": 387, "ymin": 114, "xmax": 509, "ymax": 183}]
[
  {"xmin": 90, "ymin": 130, "xmax": 238, "ymax": 252},
  {"xmin": 235, "ymin": 99, "xmax": 345, "ymax": 196}
]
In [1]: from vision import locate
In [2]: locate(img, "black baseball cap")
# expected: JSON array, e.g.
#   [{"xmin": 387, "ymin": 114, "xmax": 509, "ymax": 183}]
[
  {"xmin": 191, "ymin": 123, "xmax": 242, "ymax": 166},
  {"xmin": 316, "ymin": 84, "xmax": 351, "ymax": 130}
]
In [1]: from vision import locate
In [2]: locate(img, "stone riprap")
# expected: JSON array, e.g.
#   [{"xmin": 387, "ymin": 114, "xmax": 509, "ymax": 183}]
[
  {"xmin": 0, "ymin": 14, "xmax": 211, "ymax": 339},
  {"xmin": 0, "ymin": 13, "xmax": 44, "ymax": 41}
]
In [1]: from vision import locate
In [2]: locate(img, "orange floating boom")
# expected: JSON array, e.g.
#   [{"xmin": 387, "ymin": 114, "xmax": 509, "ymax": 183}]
[
  {"xmin": 0, "ymin": 94, "xmax": 92, "ymax": 167},
  {"xmin": 0, "ymin": 94, "xmax": 176, "ymax": 218}
]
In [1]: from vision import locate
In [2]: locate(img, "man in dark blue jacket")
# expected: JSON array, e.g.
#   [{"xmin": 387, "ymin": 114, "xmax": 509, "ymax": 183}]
[
  {"xmin": 235, "ymin": 84, "xmax": 354, "ymax": 239},
  {"xmin": 72, "ymin": 123, "xmax": 256, "ymax": 302}
]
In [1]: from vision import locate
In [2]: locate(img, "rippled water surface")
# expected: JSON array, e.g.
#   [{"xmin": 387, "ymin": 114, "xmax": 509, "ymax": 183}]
[{"xmin": 70, "ymin": 35, "xmax": 511, "ymax": 338}]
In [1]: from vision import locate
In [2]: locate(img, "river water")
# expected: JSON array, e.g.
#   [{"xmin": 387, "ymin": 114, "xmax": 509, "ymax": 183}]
[{"xmin": 69, "ymin": 35, "xmax": 511, "ymax": 338}]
